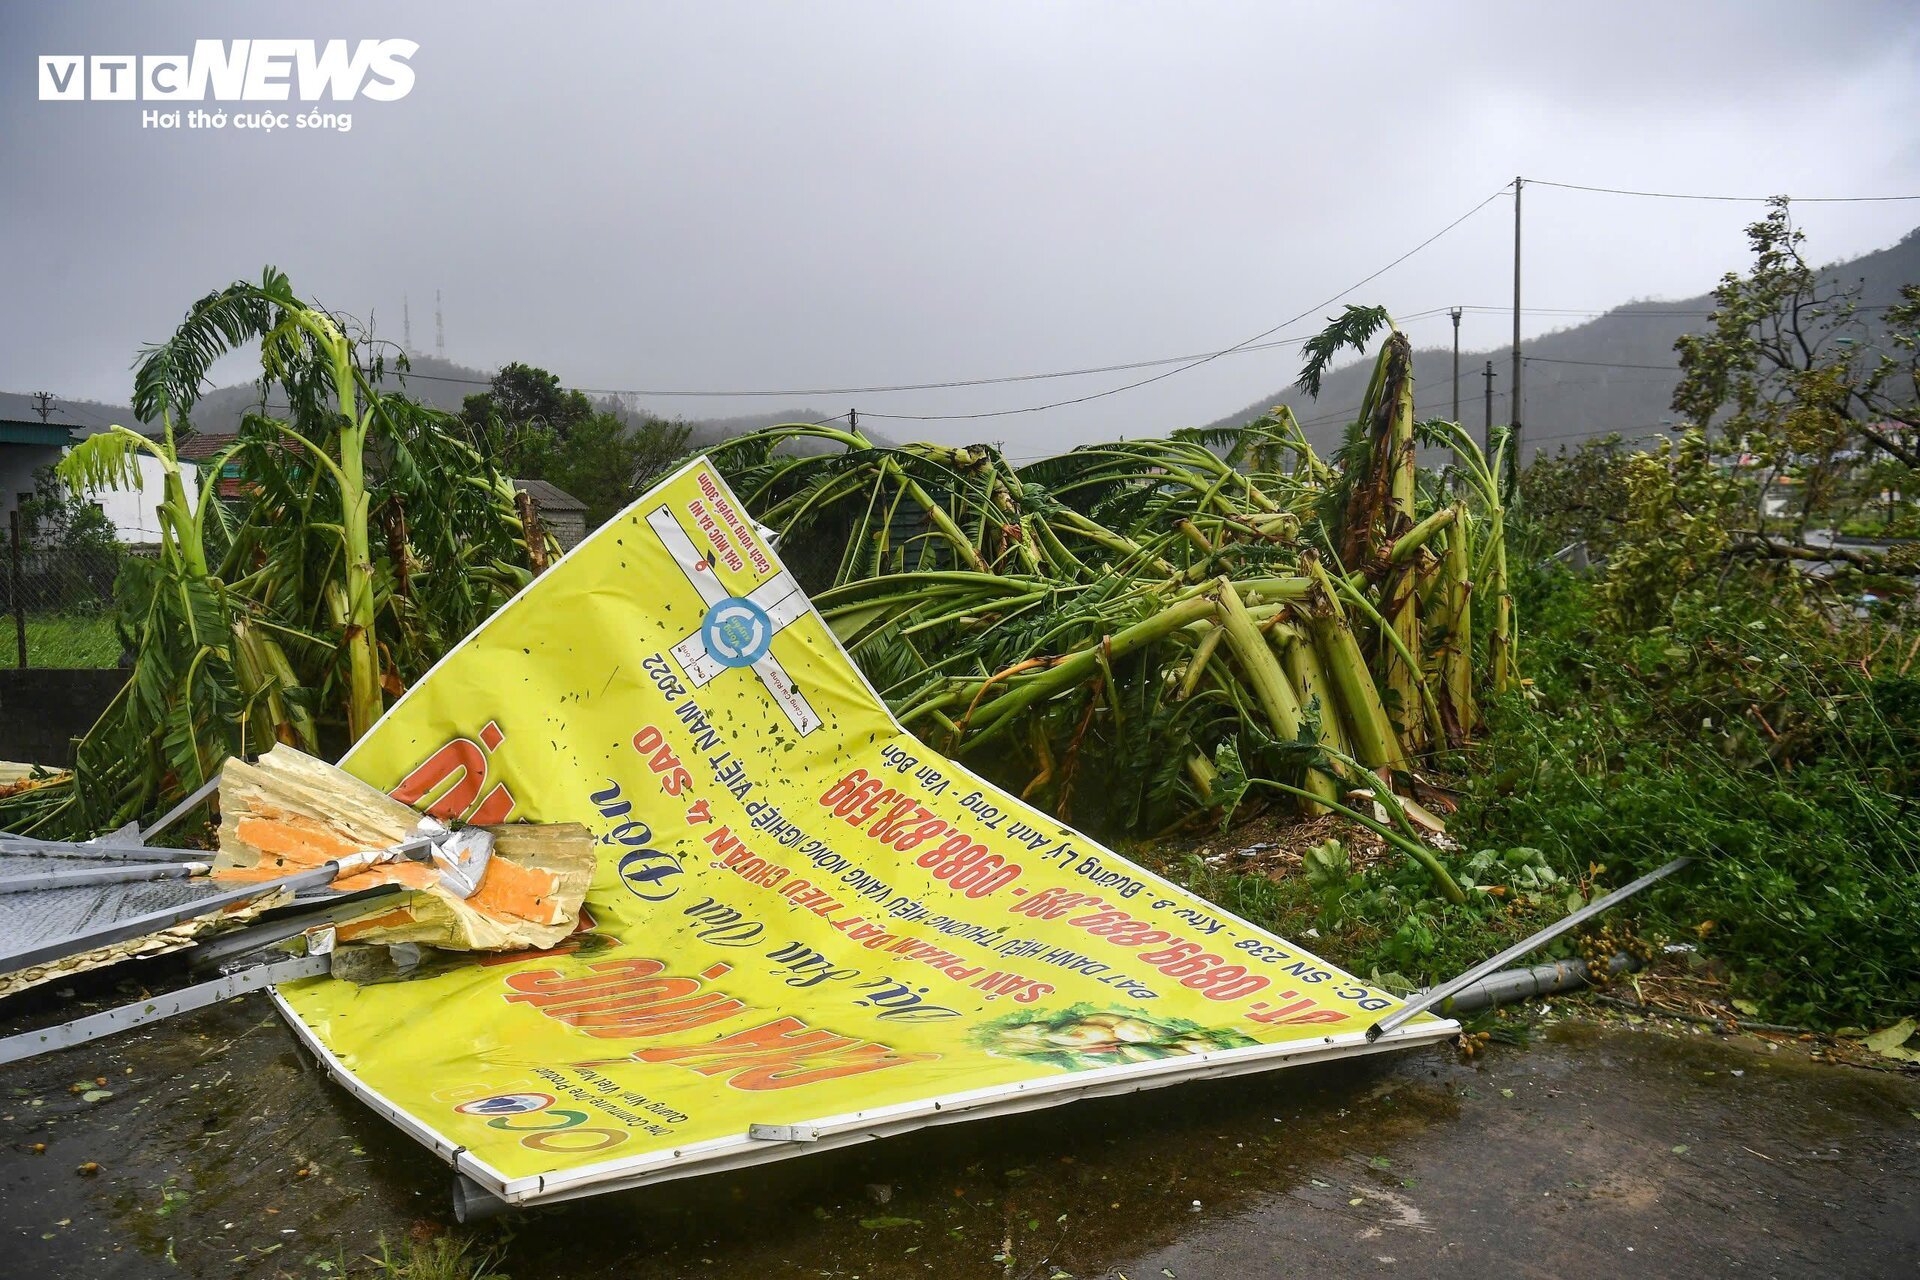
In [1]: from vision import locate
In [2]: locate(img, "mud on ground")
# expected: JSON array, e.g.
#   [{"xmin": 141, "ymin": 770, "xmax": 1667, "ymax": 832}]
[{"xmin": 3, "ymin": 989, "xmax": 1916, "ymax": 1279}]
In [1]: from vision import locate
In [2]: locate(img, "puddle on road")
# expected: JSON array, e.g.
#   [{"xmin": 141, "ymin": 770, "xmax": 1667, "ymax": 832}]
[{"xmin": 3, "ymin": 995, "xmax": 1917, "ymax": 1278}]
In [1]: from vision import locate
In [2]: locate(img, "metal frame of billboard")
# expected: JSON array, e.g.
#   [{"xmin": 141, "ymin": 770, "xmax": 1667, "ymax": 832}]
[{"xmin": 274, "ymin": 988, "xmax": 1456, "ymax": 1208}]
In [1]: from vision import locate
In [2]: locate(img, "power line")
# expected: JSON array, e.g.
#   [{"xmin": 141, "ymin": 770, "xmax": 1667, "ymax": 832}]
[
  {"xmin": 51, "ymin": 401, "xmax": 112, "ymax": 429},
  {"xmin": 1524, "ymin": 423, "xmax": 1680, "ymax": 447},
  {"xmin": 399, "ymin": 314, "xmax": 1445, "ymax": 400},
  {"xmin": 388, "ymin": 307, "xmax": 1479, "ymax": 401},
  {"xmin": 1287, "ymin": 362, "xmax": 1678, "ymax": 435},
  {"xmin": 1295, "ymin": 386, "xmax": 1505, "ymax": 431},
  {"xmin": 1524, "ymin": 355, "xmax": 1678, "ymax": 371},
  {"xmin": 1286, "ymin": 358, "xmax": 1524, "ymax": 432},
  {"xmin": 1526, "ymin": 178, "xmax": 1920, "ymax": 204},
  {"xmin": 1459, "ymin": 304, "xmax": 1715, "ymax": 317},
  {"xmin": 383, "ymin": 301, "xmax": 1802, "ymax": 406},
  {"xmin": 860, "ymin": 186, "xmax": 1515, "ymax": 423},
  {"xmin": 51, "ymin": 175, "xmax": 1910, "ymax": 429},
  {"xmin": 207, "ymin": 296, "xmax": 1786, "ymax": 410}
]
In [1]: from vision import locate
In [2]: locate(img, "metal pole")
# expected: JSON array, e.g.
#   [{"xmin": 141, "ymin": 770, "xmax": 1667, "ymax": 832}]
[
  {"xmin": 1450, "ymin": 306, "xmax": 1462, "ymax": 426},
  {"xmin": 0, "ymin": 837, "xmax": 215, "ymax": 862},
  {"xmin": 452, "ymin": 1174, "xmax": 515, "ymax": 1223},
  {"xmin": 185, "ymin": 883, "xmax": 403, "ymax": 970},
  {"xmin": 0, "ymin": 860, "xmax": 212, "ymax": 894},
  {"xmin": 9, "ymin": 509, "xmax": 24, "ymax": 668},
  {"xmin": 0, "ymin": 953, "xmax": 330, "ymax": 1065},
  {"xmin": 1367, "ymin": 855, "xmax": 1692, "ymax": 1041},
  {"xmin": 1510, "ymin": 176, "xmax": 1523, "ymax": 474},
  {"xmin": 141, "ymin": 772, "xmax": 224, "ymax": 842},
  {"xmin": 0, "ymin": 843, "xmax": 417, "ymax": 976},
  {"xmin": 1441, "ymin": 952, "xmax": 1639, "ymax": 1017},
  {"xmin": 1483, "ymin": 360, "xmax": 1495, "ymax": 458}
]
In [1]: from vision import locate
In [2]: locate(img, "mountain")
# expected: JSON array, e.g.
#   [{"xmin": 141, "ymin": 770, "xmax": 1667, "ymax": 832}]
[
  {"xmin": 1202, "ymin": 226, "xmax": 1920, "ymax": 461},
  {"xmin": 0, "ymin": 389, "xmax": 132, "ymax": 438},
  {"xmin": 9, "ymin": 354, "xmax": 888, "ymax": 452},
  {"xmin": 31, "ymin": 223, "xmax": 1915, "ymax": 466}
]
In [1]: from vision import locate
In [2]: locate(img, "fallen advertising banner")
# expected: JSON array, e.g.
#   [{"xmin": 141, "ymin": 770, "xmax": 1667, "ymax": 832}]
[{"xmin": 273, "ymin": 457, "xmax": 1456, "ymax": 1208}]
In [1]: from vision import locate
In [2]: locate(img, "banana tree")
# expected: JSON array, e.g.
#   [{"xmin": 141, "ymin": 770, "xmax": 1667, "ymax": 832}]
[
  {"xmin": 54, "ymin": 421, "xmax": 252, "ymax": 821},
  {"xmin": 126, "ymin": 268, "xmax": 385, "ymax": 739},
  {"xmin": 5, "ymin": 268, "xmax": 542, "ymax": 838},
  {"xmin": 702, "ymin": 311, "xmax": 1520, "ymax": 846}
]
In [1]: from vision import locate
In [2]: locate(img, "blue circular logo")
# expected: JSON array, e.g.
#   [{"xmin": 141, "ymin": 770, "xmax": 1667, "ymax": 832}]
[{"xmin": 702, "ymin": 597, "xmax": 772, "ymax": 668}]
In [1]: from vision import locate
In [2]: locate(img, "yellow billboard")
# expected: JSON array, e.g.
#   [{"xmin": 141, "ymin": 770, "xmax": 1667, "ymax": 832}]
[{"xmin": 273, "ymin": 458, "xmax": 1453, "ymax": 1206}]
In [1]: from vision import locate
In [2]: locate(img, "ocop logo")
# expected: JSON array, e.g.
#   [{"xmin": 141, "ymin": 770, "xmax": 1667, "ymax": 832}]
[
  {"xmin": 701, "ymin": 596, "xmax": 772, "ymax": 668},
  {"xmin": 454, "ymin": 1092, "xmax": 553, "ymax": 1117},
  {"xmin": 452, "ymin": 1092, "xmax": 626, "ymax": 1156}
]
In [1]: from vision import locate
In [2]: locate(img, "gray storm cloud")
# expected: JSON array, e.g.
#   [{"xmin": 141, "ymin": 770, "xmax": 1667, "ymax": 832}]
[{"xmin": 3, "ymin": 0, "xmax": 1918, "ymax": 449}]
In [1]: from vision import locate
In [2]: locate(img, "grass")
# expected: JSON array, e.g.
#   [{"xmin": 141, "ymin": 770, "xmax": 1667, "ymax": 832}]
[
  {"xmin": 13, "ymin": 612, "xmax": 120, "ymax": 668},
  {"xmin": 1454, "ymin": 565, "xmax": 1920, "ymax": 1028},
  {"xmin": 334, "ymin": 1235, "xmax": 508, "ymax": 1280},
  {"xmin": 1122, "ymin": 546, "xmax": 1920, "ymax": 1027},
  {"xmin": 1132, "ymin": 836, "xmax": 1573, "ymax": 994}
]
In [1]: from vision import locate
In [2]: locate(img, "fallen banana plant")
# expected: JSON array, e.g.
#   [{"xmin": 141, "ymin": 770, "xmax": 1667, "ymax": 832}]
[
  {"xmin": 0, "ymin": 268, "xmax": 547, "ymax": 840},
  {"xmin": 708, "ymin": 308, "xmax": 1517, "ymax": 888}
]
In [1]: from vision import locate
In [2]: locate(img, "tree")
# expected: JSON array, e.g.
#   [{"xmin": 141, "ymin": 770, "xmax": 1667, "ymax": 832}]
[
  {"xmin": 531, "ymin": 409, "xmax": 691, "ymax": 528},
  {"xmin": 1674, "ymin": 201, "xmax": 1920, "ymax": 537},
  {"xmin": 459, "ymin": 362, "xmax": 593, "ymax": 474},
  {"xmin": 21, "ymin": 465, "xmax": 120, "ymax": 564},
  {"xmin": 1517, "ymin": 435, "xmax": 1635, "ymax": 558},
  {"xmin": 18, "ymin": 268, "xmax": 542, "ymax": 838},
  {"xmin": 462, "ymin": 362, "xmax": 690, "ymax": 527},
  {"xmin": 9, "ymin": 466, "xmax": 123, "ymax": 615}
]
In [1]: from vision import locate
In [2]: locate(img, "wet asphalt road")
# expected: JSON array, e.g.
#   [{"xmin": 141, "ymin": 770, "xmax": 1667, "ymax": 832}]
[{"xmin": 2, "ymin": 995, "xmax": 1916, "ymax": 1279}]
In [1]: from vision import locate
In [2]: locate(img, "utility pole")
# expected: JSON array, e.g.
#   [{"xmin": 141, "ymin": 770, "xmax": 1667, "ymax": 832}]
[
  {"xmin": 1511, "ymin": 176, "xmax": 1523, "ymax": 472},
  {"xmin": 848, "ymin": 407, "xmax": 858, "ymax": 436},
  {"xmin": 403, "ymin": 296, "xmax": 413, "ymax": 356},
  {"xmin": 30, "ymin": 392, "xmax": 53, "ymax": 424},
  {"xmin": 1483, "ymin": 360, "xmax": 1496, "ymax": 458},
  {"xmin": 9, "ymin": 509, "xmax": 24, "ymax": 669},
  {"xmin": 1449, "ymin": 307, "xmax": 1463, "ymax": 425},
  {"xmin": 435, "ymin": 290, "xmax": 446, "ymax": 359}
]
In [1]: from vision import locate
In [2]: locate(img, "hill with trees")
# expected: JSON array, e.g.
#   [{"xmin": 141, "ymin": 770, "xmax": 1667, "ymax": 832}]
[
  {"xmin": 1203, "ymin": 225, "xmax": 1920, "ymax": 461},
  {"xmin": 8, "ymin": 356, "xmax": 873, "ymax": 455}
]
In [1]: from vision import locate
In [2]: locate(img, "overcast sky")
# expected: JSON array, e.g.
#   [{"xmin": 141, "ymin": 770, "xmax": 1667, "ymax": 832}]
[{"xmin": 4, "ymin": 1, "xmax": 1919, "ymax": 450}]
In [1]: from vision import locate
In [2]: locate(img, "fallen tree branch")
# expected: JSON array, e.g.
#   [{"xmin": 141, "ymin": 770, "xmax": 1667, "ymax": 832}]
[{"xmin": 1728, "ymin": 533, "xmax": 1917, "ymax": 574}]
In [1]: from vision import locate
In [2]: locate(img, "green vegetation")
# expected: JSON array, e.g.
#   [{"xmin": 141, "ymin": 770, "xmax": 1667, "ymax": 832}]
[
  {"xmin": 1674, "ymin": 198, "xmax": 1920, "ymax": 507},
  {"xmin": 707, "ymin": 311, "xmax": 1513, "ymax": 908},
  {"xmin": 1438, "ymin": 203, "xmax": 1920, "ymax": 1027},
  {"xmin": 4, "ymin": 204, "xmax": 1914, "ymax": 1032},
  {"xmin": 1161, "ymin": 839, "xmax": 1573, "ymax": 1000},
  {"xmin": 1459, "ymin": 561, "xmax": 1917, "ymax": 1027},
  {"xmin": 0, "ymin": 267, "xmax": 546, "ymax": 837},
  {"xmin": 699, "ymin": 204, "xmax": 1917, "ymax": 1029},
  {"xmin": 1, "ymin": 467, "xmax": 124, "ymax": 667},
  {"xmin": 363, "ymin": 1235, "xmax": 508, "ymax": 1280},
  {"xmin": 20, "ymin": 613, "xmax": 119, "ymax": 667},
  {"xmin": 1148, "ymin": 489, "xmax": 1919, "ymax": 1029},
  {"xmin": 459, "ymin": 361, "xmax": 689, "ymax": 527}
]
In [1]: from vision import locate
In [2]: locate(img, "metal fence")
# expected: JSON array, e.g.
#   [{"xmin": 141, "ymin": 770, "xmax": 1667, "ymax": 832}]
[{"xmin": 3, "ymin": 509, "xmax": 126, "ymax": 669}]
